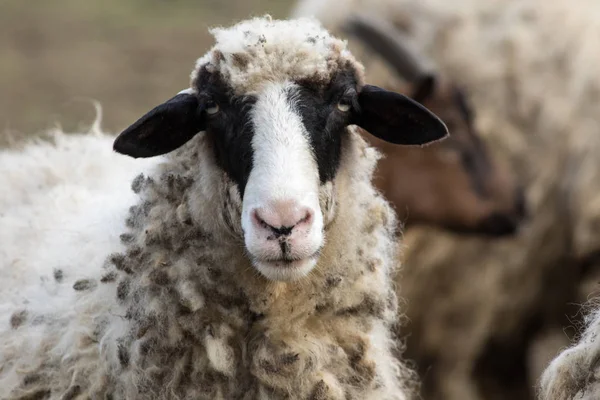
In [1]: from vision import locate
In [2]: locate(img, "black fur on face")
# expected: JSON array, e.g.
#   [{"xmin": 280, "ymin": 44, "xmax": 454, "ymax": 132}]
[
  {"xmin": 194, "ymin": 65, "xmax": 361, "ymax": 195},
  {"xmin": 114, "ymin": 62, "xmax": 445, "ymax": 197},
  {"xmin": 194, "ymin": 66, "xmax": 257, "ymax": 196},
  {"xmin": 295, "ymin": 68, "xmax": 360, "ymax": 183}
]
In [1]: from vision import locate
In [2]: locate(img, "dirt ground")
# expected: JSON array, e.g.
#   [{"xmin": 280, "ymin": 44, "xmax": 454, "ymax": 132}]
[{"xmin": 0, "ymin": 0, "xmax": 292, "ymax": 146}]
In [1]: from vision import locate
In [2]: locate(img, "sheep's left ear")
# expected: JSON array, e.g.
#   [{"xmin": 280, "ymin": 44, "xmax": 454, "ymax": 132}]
[
  {"xmin": 354, "ymin": 84, "xmax": 448, "ymax": 145},
  {"xmin": 113, "ymin": 91, "xmax": 205, "ymax": 158}
]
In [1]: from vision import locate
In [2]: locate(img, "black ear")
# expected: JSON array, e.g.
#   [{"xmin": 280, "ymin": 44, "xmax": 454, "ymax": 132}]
[
  {"xmin": 355, "ymin": 84, "xmax": 448, "ymax": 145},
  {"xmin": 113, "ymin": 93, "xmax": 205, "ymax": 158},
  {"xmin": 410, "ymin": 74, "xmax": 437, "ymax": 103}
]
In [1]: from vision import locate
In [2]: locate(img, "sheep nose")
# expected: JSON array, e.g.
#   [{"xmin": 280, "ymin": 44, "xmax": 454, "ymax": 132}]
[{"xmin": 252, "ymin": 200, "xmax": 314, "ymax": 238}]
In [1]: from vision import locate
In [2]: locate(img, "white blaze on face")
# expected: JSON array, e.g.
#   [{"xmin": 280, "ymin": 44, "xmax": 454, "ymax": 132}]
[{"xmin": 241, "ymin": 81, "xmax": 324, "ymax": 282}]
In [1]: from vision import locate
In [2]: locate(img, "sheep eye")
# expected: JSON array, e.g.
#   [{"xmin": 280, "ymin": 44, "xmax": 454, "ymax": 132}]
[
  {"xmin": 206, "ymin": 100, "xmax": 219, "ymax": 115},
  {"xmin": 337, "ymin": 98, "xmax": 352, "ymax": 112}
]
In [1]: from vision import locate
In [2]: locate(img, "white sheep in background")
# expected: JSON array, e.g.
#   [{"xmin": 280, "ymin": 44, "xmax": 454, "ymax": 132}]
[
  {"xmin": 0, "ymin": 16, "xmax": 448, "ymax": 399},
  {"xmin": 293, "ymin": 1, "xmax": 600, "ymax": 399},
  {"xmin": 332, "ymin": 13, "xmax": 526, "ymax": 237}
]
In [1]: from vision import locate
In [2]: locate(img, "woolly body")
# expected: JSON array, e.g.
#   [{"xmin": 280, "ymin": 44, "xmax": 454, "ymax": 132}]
[
  {"xmin": 0, "ymin": 128, "xmax": 408, "ymax": 400},
  {"xmin": 539, "ymin": 307, "xmax": 600, "ymax": 399},
  {"xmin": 293, "ymin": 0, "xmax": 600, "ymax": 399},
  {"xmin": 0, "ymin": 17, "xmax": 420, "ymax": 399}
]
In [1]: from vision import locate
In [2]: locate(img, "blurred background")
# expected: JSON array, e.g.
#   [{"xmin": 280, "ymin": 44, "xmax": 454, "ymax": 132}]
[
  {"xmin": 2, "ymin": 1, "xmax": 600, "ymax": 400},
  {"xmin": 0, "ymin": 0, "xmax": 292, "ymax": 145}
]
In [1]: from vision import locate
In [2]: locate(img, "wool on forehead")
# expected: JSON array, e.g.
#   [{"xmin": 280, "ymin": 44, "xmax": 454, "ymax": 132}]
[{"xmin": 191, "ymin": 16, "xmax": 365, "ymax": 94}]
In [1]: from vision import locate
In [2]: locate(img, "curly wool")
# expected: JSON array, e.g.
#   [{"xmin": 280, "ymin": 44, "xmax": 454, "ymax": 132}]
[
  {"xmin": 0, "ymin": 128, "xmax": 160, "ymax": 398},
  {"xmin": 294, "ymin": 1, "xmax": 600, "ymax": 399},
  {"xmin": 192, "ymin": 16, "xmax": 365, "ymax": 95},
  {"xmin": 0, "ymin": 128, "xmax": 411, "ymax": 400},
  {"xmin": 539, "ymin": 306, "xmax": 600, "ymax": 400},
  {"xmin": 0, "ymin": 128, "xmax": 159, "ymax": 307},
  {"xmin": 0, "ymin": 16, "xmax": 414, "ymax": 400}
]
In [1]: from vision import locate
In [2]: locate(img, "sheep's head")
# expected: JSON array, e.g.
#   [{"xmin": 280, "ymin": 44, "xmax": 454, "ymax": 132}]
[
  {"xmin": 389, "ymin": 77, "xmax": 527, "ymax": 236},
  {"xmin": 344, "ymin": 14, "xmax": 527, "ymax": 236},
  {"xmin": 113, "ymin": 16, "xmax": 448, "ymax": 281}
]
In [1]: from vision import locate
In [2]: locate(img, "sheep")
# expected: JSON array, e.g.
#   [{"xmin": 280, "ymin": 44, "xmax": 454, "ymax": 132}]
[
  {"xmin": 0, "ymin": 16, "xmax": 450, "ymax": 399},
  {"xmin": 333, "ymin": 13, "xmax": 526, "ymax": 237},
  {"xmin": 0, "ymin": 18, "xmax": 528, "ymax": 399},
  {"xmin": 292, "ymin": 1, "xmax": 600, "ymax": 399},
  {"xmin": 538, "ymin": 304, "xmax": 600, "ymax": 400},
  {"xmin": 0, "ymin": 126, "xmax": 159, "ymax": 306}
]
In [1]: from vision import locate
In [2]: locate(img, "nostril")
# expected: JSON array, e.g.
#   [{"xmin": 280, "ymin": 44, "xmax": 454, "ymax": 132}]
[
  {"xmin": 252, "ymin": 209, "xmax": 270, "ymax": 230},
  {"xmin": 251, "ymin": 205, "xmax": 314, "ymax": 237},
  {"xmin": 298, "ymin": 209, "xmax": 313, "ymax": 226}
]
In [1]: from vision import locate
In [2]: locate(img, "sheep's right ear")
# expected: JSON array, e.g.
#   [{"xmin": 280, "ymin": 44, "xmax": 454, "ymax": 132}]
[
  {"xmin": 113, "ymin": 92, "xmax": 205, "ymax": 158},
  {"xmin": 355, "ymin": 84, "xmax": 448, "ymax": 145}
]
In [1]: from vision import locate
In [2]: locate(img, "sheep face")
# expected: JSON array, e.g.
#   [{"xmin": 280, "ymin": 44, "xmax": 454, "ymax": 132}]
[
  {"xmin": 343, "ymin": 13, "xmax": 527, "ymax": 236},
  {"xmin": 403, "ymin": 80, "xmax": 527, "ymax": 236},
  {"xmin": 112, "ymin": 17, "xmax": 448, "ymax": 281},
  {"xmin": 365, "ymin": 78, "xmax": 527, "ymax": 236}
]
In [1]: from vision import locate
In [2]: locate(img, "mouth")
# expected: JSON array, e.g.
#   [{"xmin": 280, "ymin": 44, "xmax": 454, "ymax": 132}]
[
  {"xmin": 260, "ymin": 248, "xmax": 322, "ymax": 265},
  {"xmin": 251, "ymin": 250, "xmax": 322, "ymax": 281}
]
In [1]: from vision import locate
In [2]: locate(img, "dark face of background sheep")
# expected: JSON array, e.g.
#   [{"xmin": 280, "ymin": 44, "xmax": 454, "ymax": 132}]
[
  {"xmin": 369, "ymin": 78, "xmax": 527, "ymax": 236},
  {"xmin": 112, "ymin": 19, "xmax": 448, "ymax": 281},
  {"xmin": 345, "ymin": 15, "xmax": 527, "ymax": 236}
]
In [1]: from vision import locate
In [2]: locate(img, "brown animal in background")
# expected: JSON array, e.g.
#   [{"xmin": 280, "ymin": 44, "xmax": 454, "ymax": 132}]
[{"xmin": 343, "ymin": 14, "xmax": 527, "ymax": 236}]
